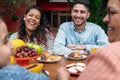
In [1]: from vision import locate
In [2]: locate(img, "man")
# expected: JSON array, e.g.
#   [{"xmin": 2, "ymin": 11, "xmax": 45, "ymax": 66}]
[
  {"xmin": 53, "ymin": 0, "xmax": 109, "ymax": 55},
  {"xmin": 57, "ymin": 0, "xmax": 120, "ymax": 80}
]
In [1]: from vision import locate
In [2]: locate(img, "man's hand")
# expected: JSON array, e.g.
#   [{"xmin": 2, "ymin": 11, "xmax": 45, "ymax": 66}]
[
  {"xmin": 56, "ymin": 67, "xmax": 70, "ymax": 80},
  {"xmin": 67, "ymin": 44, "xmax": 86, "ymax": 50}
]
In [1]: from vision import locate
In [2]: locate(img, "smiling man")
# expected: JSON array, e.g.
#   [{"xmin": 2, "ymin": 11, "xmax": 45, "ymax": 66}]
[{"xmin": 53, "ymin": 0, "xmax": 109, "ymax": 55}]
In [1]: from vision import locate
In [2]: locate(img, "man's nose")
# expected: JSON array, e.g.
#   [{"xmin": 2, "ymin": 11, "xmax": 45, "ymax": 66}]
[
  {"xmin": 103, "ymin": 14, "xmax": 110, "ymax": 24},
  {"xmin": 76, "ymin": 12, "xmax": 82, "ymax": 17}
]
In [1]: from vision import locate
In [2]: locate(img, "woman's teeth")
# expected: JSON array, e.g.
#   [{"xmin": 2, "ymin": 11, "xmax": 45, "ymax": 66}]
[{"xmin": 29, "ymin": 21, "xmax": 34, "ymax": 25}]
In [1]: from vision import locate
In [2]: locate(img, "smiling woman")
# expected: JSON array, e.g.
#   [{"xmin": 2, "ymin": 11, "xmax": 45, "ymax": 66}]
[{"xmin": 9, "ymin": 5, "xmax": 54, "ymax": 50}]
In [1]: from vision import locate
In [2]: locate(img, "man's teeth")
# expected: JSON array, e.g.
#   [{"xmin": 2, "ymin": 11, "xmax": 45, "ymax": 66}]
[{"xmin": 108, "ymin": 27, "xmax": 113, "ymax": 31}]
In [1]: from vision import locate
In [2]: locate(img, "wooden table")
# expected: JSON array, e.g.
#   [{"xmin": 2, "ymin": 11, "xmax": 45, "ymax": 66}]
[{"xmin": 41, "ymin": 57, "xmax": 87, "ymax": 80}]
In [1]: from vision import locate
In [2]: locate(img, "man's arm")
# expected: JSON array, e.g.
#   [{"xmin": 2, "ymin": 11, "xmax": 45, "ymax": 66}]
[
  {"xmin": 67, "ymin": 27, "xmax": 109, "ymax": 52},
  {"xmin": 53, "ymin": 24, "xmax": 73, "ymax": 55}
]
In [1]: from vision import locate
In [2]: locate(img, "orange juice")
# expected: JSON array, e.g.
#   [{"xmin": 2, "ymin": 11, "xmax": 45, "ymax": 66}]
[{"xmin": 91, "ymin": 48, "xmax": 97, "ymax": 53}]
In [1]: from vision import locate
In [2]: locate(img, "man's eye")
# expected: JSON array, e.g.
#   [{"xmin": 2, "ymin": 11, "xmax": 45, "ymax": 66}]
[
  {"xmin": 73, "ymin": 10, "xmax": 78, "ymax": 13},
  {"xmin": 109, "ymin": 11, "xmax": 116, "ymax": 15},
  {"xmin": 81, "ymin": 11, "xmax": 86, "ymax": 14}
]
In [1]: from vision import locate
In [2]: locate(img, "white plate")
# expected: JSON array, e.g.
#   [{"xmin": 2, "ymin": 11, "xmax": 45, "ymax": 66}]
[
  {"xmin": 66, "ymin": 62, "xmax": 86, "ymax": 76},
  {"xmin": 37, "ymin": 57, "xmax": 61, "ymax": 63},
  {"xmin": 65, "ymin": 55, "xmax": 87, "ymax": 60}
]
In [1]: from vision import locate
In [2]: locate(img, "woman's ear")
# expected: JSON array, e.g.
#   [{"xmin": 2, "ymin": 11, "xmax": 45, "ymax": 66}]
[
  {"xmin": 23, "ymin": 18, "xmax": 25, "ymax": 21},
  {"xmin": 23, "ymin": 15, "xmax": 26, "ymax": 21}
]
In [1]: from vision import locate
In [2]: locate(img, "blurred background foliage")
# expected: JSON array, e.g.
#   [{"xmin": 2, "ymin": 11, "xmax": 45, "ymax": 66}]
[
  {"xmin": 0, "ymin": 0, "xmax": 34, "ymax": 16},
  {"xmin": 67, "ymin": 0, "xmax": 107, "ymax": 32}
]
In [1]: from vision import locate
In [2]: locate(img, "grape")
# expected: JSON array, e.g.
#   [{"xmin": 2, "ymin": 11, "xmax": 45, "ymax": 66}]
[
  {"xmin": 15, "ymin": 53, "xmax": 21, "ymax": 58},
  {"xmin": 16, "ymin": 47, "xmax": 22, "ymax": 53},
  {"xmin": 25, "ymin": 48, "xmax": 28, "ymax": 52},
  {"xmin": 15, "ymin": 45, "xmax": 37, "ymax": 58},
  {"xmin": 24, "ymin": 52, "xmax": 28, "ymax": 57},
  {"xmin": 19, "ymin": 55, "xmax": 24, "ymax": 58}
]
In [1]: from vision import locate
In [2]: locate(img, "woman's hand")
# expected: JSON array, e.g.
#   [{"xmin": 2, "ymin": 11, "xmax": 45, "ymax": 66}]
[{"xmin": 56, "ymin": 67, "xmax": 70, "ymax": 80}]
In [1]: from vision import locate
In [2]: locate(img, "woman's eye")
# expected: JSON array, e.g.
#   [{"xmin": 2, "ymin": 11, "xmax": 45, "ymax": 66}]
[
  {"xmin": 29, "ymin": 14, "xmax": 33, "ymax": 17},
  {"xmin": 36, "ymin": 17, "xmax": 40, "ymax": 20}
]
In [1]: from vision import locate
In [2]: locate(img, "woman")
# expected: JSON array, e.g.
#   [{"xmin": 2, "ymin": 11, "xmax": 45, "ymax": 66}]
[
  {"xmin": 0, "ymin": 16, "xmax": 49, "ymax": 80},
  {"xmin": 10, "ymin": 5, "xmax": 54, "ymax": 50}
]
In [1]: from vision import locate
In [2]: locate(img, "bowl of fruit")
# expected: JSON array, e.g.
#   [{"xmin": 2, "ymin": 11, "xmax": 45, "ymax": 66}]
[
  {"xmin": 10, "ymin": 39, "xmax": 42, "ymax": 66},
  {"xmin": 14, "ymin": 45, "xmax": 42, "ymax": 66}
]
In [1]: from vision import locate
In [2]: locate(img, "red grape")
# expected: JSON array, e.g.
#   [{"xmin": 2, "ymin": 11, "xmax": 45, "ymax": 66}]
[{"xmin": 15, "ymin": 45, "xmax": 37, "ymax": 58}]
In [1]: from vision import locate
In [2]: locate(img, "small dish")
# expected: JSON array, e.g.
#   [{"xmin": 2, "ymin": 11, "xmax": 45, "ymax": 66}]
[
  {"xmin": 37, "ymin": 57, "xmax": 62, "ymax": 63},
  {"xmin": 65, "ymin": 55, "xmax": 87, "ymax": 60},
  {"xmin": 66, "ymin": 62, "xmax": 86, "ymax": 76}
]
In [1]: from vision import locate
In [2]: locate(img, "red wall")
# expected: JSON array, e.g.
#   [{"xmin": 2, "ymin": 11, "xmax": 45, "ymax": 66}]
[{"xmin": 4, "ymin": 6, "xmax": 28, "ymax": 32}]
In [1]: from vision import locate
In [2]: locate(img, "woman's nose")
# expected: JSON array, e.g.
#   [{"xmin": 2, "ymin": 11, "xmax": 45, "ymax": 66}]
[{"xmin": 31, "ymin": 16, "xmax": 36, "ymax": 20}]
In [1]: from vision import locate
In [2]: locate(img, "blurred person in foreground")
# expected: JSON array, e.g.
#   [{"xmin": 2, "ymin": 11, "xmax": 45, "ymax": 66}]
[
  {"xmin": 56, "ymin": 0, "xmax": 120, "ymax": 80},
  {"xmin": 53, "ymin": 0, "xmax": 109, "ymax": 55},
  {"xmin": 0, "ymin": 16, "xmax": 49, "ymax": 80}
]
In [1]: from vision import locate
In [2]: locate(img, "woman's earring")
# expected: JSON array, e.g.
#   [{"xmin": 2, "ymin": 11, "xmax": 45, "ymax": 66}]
[{"xmin": 23, "ymin": 18, "xmax": 25, "ymax": 21}]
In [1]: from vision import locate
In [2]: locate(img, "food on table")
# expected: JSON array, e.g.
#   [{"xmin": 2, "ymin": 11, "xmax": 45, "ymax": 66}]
[
  {"xmin": 46, "ymin": 55, "xmax": 62, "ymax": 61},
  {"xmin": 25, "ymin": 63, "xmax": 43, "ymax": 73},
  {"xmin": 76, "ymin": 62, "xmax": 86, "ymax": 67},
  {"xmin": 10, "ymin": 39, "xmax": 25, "ymax": 52},
  {"xmin": 68, "ymin": 52, "xmax": 83, "ymax": 58},
  {"xmin": 15, "ymin": 45, "xmax": 37, "ymax": 58},
  {"xmin": 26, "ymin": 43, "xmax": 34, "ymax": 48},
  {"xmin": 67, "ymin": 67, "xmax": 78, "ymax": 73},
  {"xmin": 75, "ymin": 66, "xmax": 85, "ymax": 72},
  {"xmin": 26, "ymin": 43, "xmax": 42, "ymax": 55},
  {"xmin": 66, "ymin": 63, "xmax": 76, "ymax": 68},
  {"xmin": 66, "ymin": 62, "xmax": 86, "ymax": 74},
  {"xmin": 41, "ymin": 50, "xmax": 62, "ymax": 61}
]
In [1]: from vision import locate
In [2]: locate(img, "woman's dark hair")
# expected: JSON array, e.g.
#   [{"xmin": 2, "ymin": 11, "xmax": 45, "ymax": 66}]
[
  {"xmin": 18, "ymin": 5, "xmax": 50, "ymax": 46},
  {"xmin": 72, "ymin": 0, "xmax": 90, "ymax": 11}
]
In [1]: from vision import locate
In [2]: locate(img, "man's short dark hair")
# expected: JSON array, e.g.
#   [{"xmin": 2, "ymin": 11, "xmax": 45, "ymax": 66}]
[
  {"xmin": 72, "ymin": 0, "xmax": 89, "ymax": 11},
  {"xmin": 102, "ymin": 0, "xmax": 108, "ymax": 7}
]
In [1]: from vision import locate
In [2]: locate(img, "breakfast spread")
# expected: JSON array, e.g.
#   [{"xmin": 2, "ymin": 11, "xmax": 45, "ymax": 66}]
[
  {"xmin": 40, "ymin": 50, "xmax": 62, "ymax": 61},
  {"xmin": 66, "ymin": 62, "xmax": 86, "ymax": 75},
  {"xmin": 68, "ymin": 52, "xmax": 83, "ymax": 58}
]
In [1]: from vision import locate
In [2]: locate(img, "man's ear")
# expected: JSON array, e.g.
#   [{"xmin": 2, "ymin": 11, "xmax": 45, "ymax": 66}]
[{"xmin": 87, "ymin": 12, "xmax": 90, "ymax": 19}]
